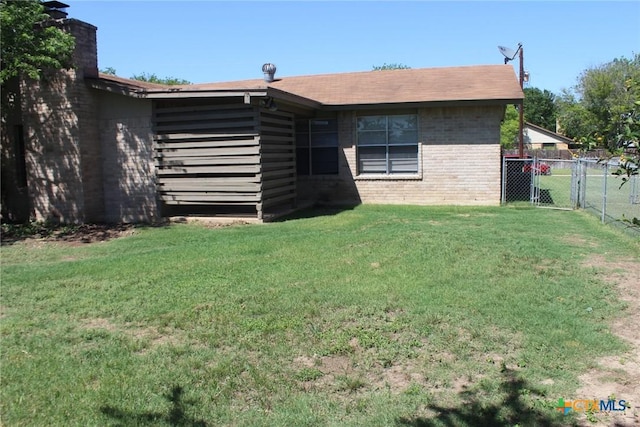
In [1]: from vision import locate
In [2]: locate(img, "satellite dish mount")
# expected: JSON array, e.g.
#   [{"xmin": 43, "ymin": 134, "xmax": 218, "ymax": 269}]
[
  {"xmin": 498, "ymin": 42, "xmax": 526, "ymax": 158},
  {"xmin": 498, "ymin": 43, "xmax": 522, "ymax": 64}
]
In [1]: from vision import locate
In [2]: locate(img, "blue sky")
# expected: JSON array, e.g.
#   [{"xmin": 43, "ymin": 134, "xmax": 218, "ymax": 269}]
[{"xmin": 70, "ymin": 1, "xmax": 639, "ymax": 95}]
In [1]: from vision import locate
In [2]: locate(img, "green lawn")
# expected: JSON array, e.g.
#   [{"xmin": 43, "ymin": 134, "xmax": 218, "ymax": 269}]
[
  {"xmin": 1, "ymin": 205, "xmax": 638, "ymax": 426},
  {"xmin": 538, "ymin": 173, "xmax": 574, "ymax": 208}
]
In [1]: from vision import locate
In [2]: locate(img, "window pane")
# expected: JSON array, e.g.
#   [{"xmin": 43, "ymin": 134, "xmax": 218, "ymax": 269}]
[
  {"xmin": 359, "ymin": 146, "xmax": 387, "ymax": 173},
  {"xmin": 310, "ymin": 119, "xmax": 337, "ymax": 133},
  {"xmin": 389, "ymin": 115, "xmax": 417, "ymax": 130},
  {"xmin": 311, "ymin": 147, "xmax": 338, "ymax": 174},
  {"xmin": 296, "ymin": 147, "xmax": 310, "ymax": 175},
  {"xmin": 295, "ymin": 132, "xmax": 309, "ymax": 147},
  {"xmin": 357, "ymin": 116, "xmax": 386, "ymax": 131},
  {"xmin": 389, "ymin": 145, "xmax": 418, "ymax": 173},
  {"xmin": 311, "ymin": 132, "xmax": 338, "ymax": 147},
  {"xmin": 389, "ymin": 130, "xmax": 418, "ymax": 145},
  {"xmin": 358, "ymin": 130, "xmax": 386, "ymax": 145},
  {"xmin": 389, "ymin": 115, "xmax": 418, "ymax": 144}
]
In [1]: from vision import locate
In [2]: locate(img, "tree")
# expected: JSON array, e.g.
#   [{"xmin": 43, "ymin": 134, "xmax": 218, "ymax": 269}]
[
  {"xmin": 606, "ymin": 78, "xmax": 639, "ymax": 181},
  {"xmin": 555, "ymin": 55, "xmax": 639, "ymax": 226},
  {"xmin": 501, "ymin": 88, "xmax": 558, "ymax": 149},
  {"xmin": 1, "ymin": 0, "xmax": 76, "ymax": 222},
  {"xmin": 557, "ymin": 54, "xmax": 640, "ymax": 145},
  {"xmin": 100, "ymin": 67, "xmax": 116, "ymax": 75},
  {"xmin": 523, "ymin": 87, "xmax": 557, "ymax": 131},
  {"xmin": 100, "ymin": 68, "xmax": 189, "ymax": 85},
  {"xmin": 580, "ymin": 55, "xmax": 639, "ymax": 132},
  {"xmin": 500, "ymin": 105, "xmax": 519, "ymax": 149},
  {"xmin": 130, "ymin": 72, "xmax": 190, "ymax": 85},
  {"xmin": 372, "ymin": 63, "xmax": 411, "ymax": 71},
  {"xmin": 555, "ymin": 90, "xmax": 594, "ymax": 141},
  {"xmin": 0, "ymin": 0, "xmax": 75, "ymax": 84},
  {"xmin": 608, "ymin": 81, "xmax": 639, "ymax": 226}
]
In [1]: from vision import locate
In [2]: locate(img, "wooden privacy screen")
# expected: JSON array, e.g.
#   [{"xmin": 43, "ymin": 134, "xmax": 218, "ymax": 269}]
[{"xmin": 153, "ymin": 101, "xmax": 296, "ymax": 219}]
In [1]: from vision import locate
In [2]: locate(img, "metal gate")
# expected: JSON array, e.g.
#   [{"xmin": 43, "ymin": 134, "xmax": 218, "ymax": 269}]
[{"xmin": 501, "ymin": 157, "xmax": 578, "ymax": 209}]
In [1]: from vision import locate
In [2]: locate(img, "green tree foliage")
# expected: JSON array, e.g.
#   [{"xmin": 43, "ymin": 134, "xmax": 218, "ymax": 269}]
[
  {"xmin": 372, "ymin": 63, "xmax": 411, "ymax": 71},
  {"xmin": 610, "ymin": 90, "xmax": 640, "ymax": 226},
  {"xmin": 557, "ymin": 53, "xmax": 640, "ymax": 144},
  {"xmin": 501, "ymin": 87, "xmax": 557, "ymax": 149},
  {"xmin": 500, "ymin": 105, "xmax": 519, "ymax": 149},
  {"xmin": 130, "ymin": 72, "xmax": 190, "ymax": 85},
  {"xmin": 0, "ymin": 0, "xmax": 75, "ymax": 84},
  {"xmin": 555, "ymin": 90, "xmax": 593, "ymax": 139},
  {"xmin": 523, "ymin": 87, "xmax": 557, "ymax": 131},
  {"xmin": 556, "ymin": 55, "xmax": 639, "ymax": 226},
  {"xmin": 609, "ymin": 79, "xmax": 639, "ymax": 181},
  {"xmin": 100, "ymin": 67, "xmax": 117, "ymax": 75},
  {"xmin": 100, "ymin": 68, "xmax": 189, "ymax": 85}
]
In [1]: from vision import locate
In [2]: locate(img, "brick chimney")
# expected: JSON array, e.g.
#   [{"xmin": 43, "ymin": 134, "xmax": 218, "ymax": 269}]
[{"xmin": 19, "ymin": 6, "xmax": 103, "ymax": 223}]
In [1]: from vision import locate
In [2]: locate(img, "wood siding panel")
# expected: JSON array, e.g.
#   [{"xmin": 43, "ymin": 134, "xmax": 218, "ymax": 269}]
[
  {"xmin": 154, "ymin": 103, "xmax": 299, "ymax": 218},
  {"xmin": 258, "ymin": 109, "xmax": 296, "ymax": 216},
  {"xmin": 154, "ymin": 103, "xmax": 262, "ymax": 211}
]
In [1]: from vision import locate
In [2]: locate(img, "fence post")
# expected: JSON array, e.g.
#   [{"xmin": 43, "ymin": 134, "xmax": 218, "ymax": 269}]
[
  {"xmin": 570, "ymin": 159, "xmax": 578, "ymax": 209},
  {"xmin": 630, "ymin": 174, "xmax": 639, "ymax": 205},
  {"xmin": 580, "ymin": 160, "xmax": 587, "ymax": 209},
  {"xmin": 602, "ymin": 162, "xmax": 608, "ymax": 223},
  {"xmin": 530, "ymin": 156, "xmax": 536, "ymax": 205},
  {"xmin": 501, "ymin": 156, "xmax": 506, "ymax": 204}
]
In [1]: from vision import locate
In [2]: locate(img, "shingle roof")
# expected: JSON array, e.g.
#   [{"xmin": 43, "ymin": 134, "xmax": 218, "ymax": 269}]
[
  {"xmin": 97, "ymin": 73, "xmax": 169, "ymax": 91},
  {"xmin": 525, "ymin": 122, "xmax": 575, "ymax": 143},
  {"xmin": 96, "ymin": 64, "xmax": 523, "ymax": 106}
]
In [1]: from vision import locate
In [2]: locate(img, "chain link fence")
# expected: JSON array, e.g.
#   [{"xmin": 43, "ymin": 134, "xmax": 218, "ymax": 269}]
[
  {"xmin": 502, "ymin": 156, "xmax": 640, "ymax": 234},
  {"xmin": 502, "ymin": 157, "xmax": 577, "ymax": 209},
  {"xmin": 576, "ymin": 158, "xmax": 640, "ymax": 231}
]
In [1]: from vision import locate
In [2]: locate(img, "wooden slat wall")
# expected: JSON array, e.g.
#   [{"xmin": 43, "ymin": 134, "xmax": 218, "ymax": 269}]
[
  {"xmin": 154, "ymin": 103, "xmax": 263, "ymax": 211},
  {"xmin": 258, "ymin": 108, "xmax": 296, "ymax": 216}
]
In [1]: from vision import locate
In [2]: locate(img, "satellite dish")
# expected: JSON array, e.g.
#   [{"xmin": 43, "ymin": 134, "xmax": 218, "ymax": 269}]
[
  {"xmin": 498, "ymin": 46, "xmax": 516, "ymax": 60},
  {"xmin": 498, "ymin": 44, "xmax": 522, "ymax": 64}
]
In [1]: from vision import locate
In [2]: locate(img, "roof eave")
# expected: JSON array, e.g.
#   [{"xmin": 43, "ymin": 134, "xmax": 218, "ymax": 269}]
[
  {"xmin": 525, "ymin": 122, "xmax": 575, "ymax": 144},
  {"xmin": 86, "ymin": 77, "xmax": 149, "ymax": 98},
  {"xmin": 322, "ymin": 98, "xmax": 523, "ymax": 111},
  {"xmin": 266, "ymin": 87, "xmax": 322, "ymax": 110},
  {"xmin": 88, "ymin": 76, "xmax": 269, "ymax": 100},
  {"xmin": 142, "ymin": 89, "xmax": 267, "ymax": 99}
]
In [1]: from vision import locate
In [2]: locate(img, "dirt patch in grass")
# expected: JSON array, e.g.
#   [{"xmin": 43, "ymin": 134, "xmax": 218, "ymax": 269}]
[
  {"xmin": 79, "ymin": 317, "xmax": 184, "ymax": 353},
  {"xmin": 575, "ymin": 255, "xmax": 640, "ymax": 427},
  {"xmin": 562, "ymin": 234, "xmax": 599, "ymax": 248},
  {"xmin": 171, "ymin": 216, "xmax": 256, "ymax": 229},
  {"xmin": 294, "ymin": 342, "xmax": 428, "ymax": 396},
  {"xmin": 295, "ymin": 354, "xmax": 359, "ymax": 392}
]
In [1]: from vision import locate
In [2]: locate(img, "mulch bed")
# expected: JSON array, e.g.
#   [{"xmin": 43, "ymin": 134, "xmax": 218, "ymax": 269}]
[{"xmin": 0, "ymin": 223, "xmax": 139, "ymax": 246}]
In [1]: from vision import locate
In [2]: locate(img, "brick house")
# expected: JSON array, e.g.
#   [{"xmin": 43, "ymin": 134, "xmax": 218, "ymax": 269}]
[{"xmin": 1, "ymin": 13, "xmax": 523, "ymax": 224}]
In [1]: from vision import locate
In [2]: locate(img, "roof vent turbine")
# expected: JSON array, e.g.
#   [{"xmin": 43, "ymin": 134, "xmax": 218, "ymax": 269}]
[{"xmin": 262, "ymin": 63, "xmax": 276, "ymax": 83}]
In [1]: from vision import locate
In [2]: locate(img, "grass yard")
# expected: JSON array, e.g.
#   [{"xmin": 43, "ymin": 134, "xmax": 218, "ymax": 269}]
[
  {"xmin": 1, "ymin": 205, "xmax": 639, "ymax": 426},
  {"xmin": 581, "ymin": 173, "xmax": 640, "ymax": 227},
  {"xmin": 538, "ymin": 172, "xmax": 574, "ymax": 208}
]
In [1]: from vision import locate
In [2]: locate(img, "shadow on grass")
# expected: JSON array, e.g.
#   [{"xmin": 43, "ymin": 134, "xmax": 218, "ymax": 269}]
[
  {"xmin": 396, "ymin": 369, "xmax": 578, "ymax": 427},
  {"xmin": 100, "ymin": 385, "xmax": 208, "ymax": 427},
  {"xmin": 539, "ymin": 188, "xmax": 555, "ymax": 204},
  {"xmin": 272, "ymin": 203, "xmax": 359, "ymax": 222}
]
